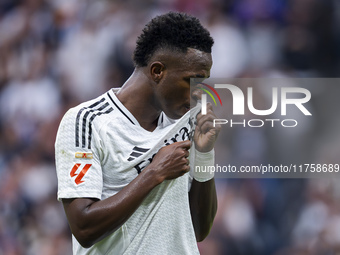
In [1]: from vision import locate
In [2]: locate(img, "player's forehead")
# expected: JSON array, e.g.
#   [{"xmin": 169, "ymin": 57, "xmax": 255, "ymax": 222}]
[
  {"xmin": 163, "ymin": 48, "xmax": 212, "ymax": 77},
  {"xmin": 179, "ymin": 48, "xmax": 212, "ymax": 77},
  {"xmin": 183, "ymin": 48, "xmax": 212, "ymax": 67}
]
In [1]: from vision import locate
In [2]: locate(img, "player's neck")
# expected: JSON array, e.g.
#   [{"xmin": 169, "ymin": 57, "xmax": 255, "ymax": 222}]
[{"xmin": 116, "ymin": 69, "xmax": 161, "ymax": 132}]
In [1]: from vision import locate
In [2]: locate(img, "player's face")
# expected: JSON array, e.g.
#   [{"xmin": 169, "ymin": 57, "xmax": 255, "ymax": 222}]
[{"xmin": 154, "ymin": 48, "xmax": 212, "ymax": 119}]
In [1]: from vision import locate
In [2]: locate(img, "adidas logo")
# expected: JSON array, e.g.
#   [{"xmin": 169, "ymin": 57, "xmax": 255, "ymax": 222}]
[{"xmin": 127, "ymin": 146, "xmax": 150, "ymax": 161}]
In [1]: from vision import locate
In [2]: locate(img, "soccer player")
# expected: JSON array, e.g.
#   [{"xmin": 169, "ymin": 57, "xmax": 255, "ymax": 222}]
[{"xmin": 55, "ymin": 12, "xmax": 220, "ymax": 254}]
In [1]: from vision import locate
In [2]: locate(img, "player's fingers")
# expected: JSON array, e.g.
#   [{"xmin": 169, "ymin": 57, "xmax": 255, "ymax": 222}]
[
  {"xmin": 197, "ymin": 107, "xmax": 216, "ymax": 122},
  {"xmin": 181, "ymin": 164, "xmax": 190, "ymax": 174},
  {"xmin": 183, "ymin": 149, "xmax": 190, "ymax": 158},
  {"xmin": 196, "ymin": 111, "xmax": 216, "ymax": 129},
  {"xmin": 206, "ymin": 102, "xmax": 213, "ymax": 111},
  {"xmin": 178, "ymin": 148, "xmax": 190, "ymax": 158},
  {"xmin": 179, "ymin": 167, "xmax": 190, "ymax": 177},
  {"xmin": 195, "ymin": 102, "xmax": 213, "ymax": 118},
  {"xmin": 198, "ymin": 121, "xmax": 216, "ymax": 134},
  {"xmin": 179, "ymin": 157, "xmax": 190, "ymax": 172},
  {"xmin": 178, "ymin": 140, "xmax": 191, "ymax": 150}
]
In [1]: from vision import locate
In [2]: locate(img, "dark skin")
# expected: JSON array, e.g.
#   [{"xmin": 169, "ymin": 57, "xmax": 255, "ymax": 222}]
[{"xmin": 62, "ymin": 48, "xmax": 220, "ymax": 248}]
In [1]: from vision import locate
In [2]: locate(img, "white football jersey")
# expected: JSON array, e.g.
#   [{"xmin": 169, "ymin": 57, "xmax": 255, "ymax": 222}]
[{"xmin": 55, "ymin": 89, "xmax": 201, "ymax": 254}]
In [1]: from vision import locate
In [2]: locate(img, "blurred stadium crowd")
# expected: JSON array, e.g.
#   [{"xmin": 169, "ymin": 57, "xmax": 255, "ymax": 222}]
[{"xmin": 0, "ymin": 0, "xmax": 340, "ymax": 254}]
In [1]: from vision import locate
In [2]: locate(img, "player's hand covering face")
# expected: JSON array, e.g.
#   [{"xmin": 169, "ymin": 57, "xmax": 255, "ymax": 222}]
[{"xmin": 194, "ymin": 102, "xmax": 221, "ymax": 152}]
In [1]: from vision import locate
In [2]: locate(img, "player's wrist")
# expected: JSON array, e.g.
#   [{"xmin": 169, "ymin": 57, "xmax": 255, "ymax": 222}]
[
  {"xmin": 193, "ymin": 149, "xmax": 215, "ymax": 182},
  {"xmin": 142, "ymin": 165, "xmax": 165, "ymax": 186}
]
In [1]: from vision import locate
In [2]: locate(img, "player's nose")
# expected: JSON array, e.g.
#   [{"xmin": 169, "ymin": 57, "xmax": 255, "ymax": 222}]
[{"xmin": 191, "ymin": 87, "xmax": 202, "ymax": 101}]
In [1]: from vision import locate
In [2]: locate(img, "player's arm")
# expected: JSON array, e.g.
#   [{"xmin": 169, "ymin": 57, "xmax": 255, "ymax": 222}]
[
  {"xmin": 189, "ymin": 103, "xmax": 220, "ymax": 242},
  {"xmin": 189, "ymin": 178, "xmax": 217, "ymax": 242},
  {"xmin": 62, "ymin": 140, "xmax": 191, "ymax": 248}
]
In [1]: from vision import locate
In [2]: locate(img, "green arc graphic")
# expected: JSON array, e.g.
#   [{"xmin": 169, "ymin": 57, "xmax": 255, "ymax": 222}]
[{"xmin": 198, "ymin": 88, "xmax": 217, "ymax": 106}]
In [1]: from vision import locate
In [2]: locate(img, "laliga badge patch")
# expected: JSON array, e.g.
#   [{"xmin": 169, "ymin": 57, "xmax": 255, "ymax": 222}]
[{"xmin": 75, "ymin": 152, "xmax": 93, "ymax": 159}]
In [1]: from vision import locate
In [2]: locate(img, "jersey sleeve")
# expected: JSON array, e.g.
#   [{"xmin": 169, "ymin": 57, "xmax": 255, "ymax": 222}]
[{"xmin": 55, "ymin": 107, "xmax": 104, "ymax": 201}]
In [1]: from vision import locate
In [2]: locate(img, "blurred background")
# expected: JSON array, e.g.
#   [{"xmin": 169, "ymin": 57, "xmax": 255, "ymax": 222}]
[{"xmin": 0, "ymin": 0, "xmax": 339, "ymax": 254}]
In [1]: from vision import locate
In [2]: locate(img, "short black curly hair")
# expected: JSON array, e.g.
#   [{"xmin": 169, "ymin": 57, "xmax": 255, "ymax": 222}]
[{"xmin": 133, "ymin": 12, "xmax": 214, "ymax": 67}]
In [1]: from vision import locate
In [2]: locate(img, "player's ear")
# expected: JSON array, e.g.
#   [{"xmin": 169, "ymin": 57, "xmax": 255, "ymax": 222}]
[{"xmin": 150, "ymin": 61, "xmax": 165, "ymax": 83}]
